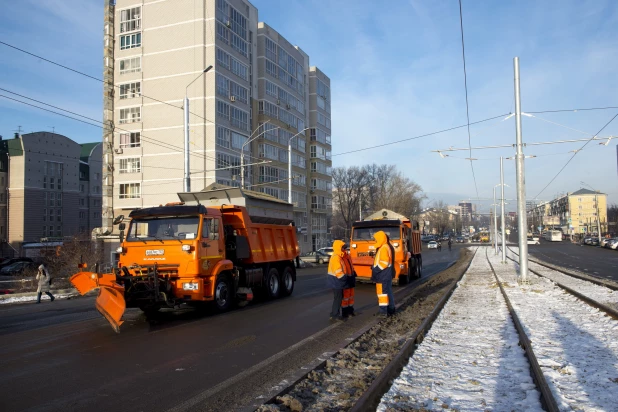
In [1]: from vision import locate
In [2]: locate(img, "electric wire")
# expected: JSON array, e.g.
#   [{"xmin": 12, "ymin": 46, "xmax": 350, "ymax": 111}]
[
  {"xmin": 535, "ymin": 112, "xmax": 618, "ymax": 198},
  {"xmin": 458, "ymin": 0, "xmax": 480, "ymax": 202},
  {"xmin": 331, "ymin": 113, "xmax": 510, "ymax": 157},
  {"xmin": 0, "ymin": 40, "xmax": 214, "ymax": 124},
  {"xmin": 527, "ymin": 106, "xmax": 618, "ymax": 114}
]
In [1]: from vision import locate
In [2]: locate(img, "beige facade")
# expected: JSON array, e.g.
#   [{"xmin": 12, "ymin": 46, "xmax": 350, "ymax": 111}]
[
  {"xmin": 111, "ymin": 0, "xmax": 332, "ymax": 252},
  {"xmin": 1, "ymin": 133, "xmax": 101, "ymax": 250},
  {"xmin": 528, "ymin": 188, "xmax": 608, "ymax": 235}
]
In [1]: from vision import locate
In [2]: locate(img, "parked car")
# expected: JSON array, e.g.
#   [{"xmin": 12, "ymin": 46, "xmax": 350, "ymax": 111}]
[
  {"xmin": 610, "ymin": 239, "xmax": 618, "ymax": 250},
  {"xmin": 0, "ymin": 261, "xmax": 38, "ymax": 276},
  {"xmin": 456, "ymin": 236, "xmax": 465, "ymax": 243},
  {"xmin": 318, "ymin": 247, "xmax": 334, "ymax": 256},
  {"xmin": 427, "ymin": 241, "xmax": 438, "ymax": 249},
  {"xmin": 0, "ymin": 257, "xmax": 34, "ymax": 271},
  {"xmin": 299, "ymin": 251, "xmax": 330, "ymax": 264}
]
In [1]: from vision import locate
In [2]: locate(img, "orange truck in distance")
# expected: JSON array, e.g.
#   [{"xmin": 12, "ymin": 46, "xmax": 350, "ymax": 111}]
[
  {"xmin": 349, "ymin": 211, "xmax": 422, "ymax": 285},
  {"xmin": 71, "ymin": 187, "xmax": 299, "ymax": 332}
]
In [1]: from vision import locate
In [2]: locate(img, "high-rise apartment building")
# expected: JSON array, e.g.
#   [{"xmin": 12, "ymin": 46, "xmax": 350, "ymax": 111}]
[
  {"xmin": 110, "ymin": 0, "xmax": 332, "ymax": 252},
  {"xmin": 0, "ymin": 133, "xmax": 102, "ymax": 247}
]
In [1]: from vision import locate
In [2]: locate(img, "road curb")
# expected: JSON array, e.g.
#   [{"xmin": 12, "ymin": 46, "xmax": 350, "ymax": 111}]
[{"xmin": 0, "ymin": 288, "xmax": 81, "ymax": 302}]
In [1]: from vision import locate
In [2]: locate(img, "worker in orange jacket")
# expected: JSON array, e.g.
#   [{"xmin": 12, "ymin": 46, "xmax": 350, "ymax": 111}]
[
  {"xmin": 371, "ymin": 231, "xmax": 396, "ymax": 317},
  {"xmin": 341, "ymin": 243, "xmax": 356, "ymax": 318},
  {"xmin": 327, "ymin": 240, "xmax": 352, "ymax": 321}
]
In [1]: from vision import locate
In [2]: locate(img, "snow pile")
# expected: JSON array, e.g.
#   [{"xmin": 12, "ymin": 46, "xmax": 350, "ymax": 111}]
[
  {"xmin": 489, "ymin": 251, "xmax": 618, "ymax": 411},
  {"xmin": 0, "ymin": 292, "xmax": 78, "ymax": 305},
  {"xmin": 508, "ymin": 247, "xmax": 618, "ymax": 310},
  {"xmin": 379, "ymin": 250, "xmax": 542, "ymax": 411}
]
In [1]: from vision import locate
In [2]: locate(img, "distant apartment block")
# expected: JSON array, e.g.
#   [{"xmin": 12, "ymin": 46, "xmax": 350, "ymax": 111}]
[
  {"xmin": 0, "ymin": 133, "xmax": 102, "ymax": 251},
  {"xmin": 110, "ymin": 0, "xmax": 332, "ymax": 251},
  {"xmin": 527, "ymin": 188, "xmax": 608, "ymax": 235}
]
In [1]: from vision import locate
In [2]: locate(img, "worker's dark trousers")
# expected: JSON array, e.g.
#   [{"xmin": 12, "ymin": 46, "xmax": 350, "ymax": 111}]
[
  {"xmin": 36, "ymin": 292, "xmax": 54, "ymax": 303},
  {"xmin": 330, "ymin": 289, "xmax": 343, "ymax": 317}
]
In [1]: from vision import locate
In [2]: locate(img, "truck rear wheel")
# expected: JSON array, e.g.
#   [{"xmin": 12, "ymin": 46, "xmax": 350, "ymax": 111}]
[
  {"xmin": 214, "ymin": 275, "xmax": 233, "ymax": 312},
  {"xmin": 416, "ymin": 256, "xmax": 422, "ymax": 278},
  {"xmin": 281, "ymin": 266, "xmax": 295, "ymax": 296},
  {"xmin": 265, "ymin": 267, "xmax": 280, "ymax": 299}
]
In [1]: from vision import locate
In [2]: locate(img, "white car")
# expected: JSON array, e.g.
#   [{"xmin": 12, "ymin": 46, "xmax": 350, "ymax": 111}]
[
  {"xmin": 527, "ymin": 237, "xmax": 540, "ymax": 245},
  {"xmin": 427, "ymin": 241, "xmax": 438, "ymax": 249}
]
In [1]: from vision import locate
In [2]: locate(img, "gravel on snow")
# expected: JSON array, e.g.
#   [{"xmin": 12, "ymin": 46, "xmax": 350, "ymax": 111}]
[
  {"xmin": 378, "ymin": 248, "xmax": 542, "ymax": 412},
  {"xmin": 257, "ymin": 248, "xmax": 475, "ymax": 412}
]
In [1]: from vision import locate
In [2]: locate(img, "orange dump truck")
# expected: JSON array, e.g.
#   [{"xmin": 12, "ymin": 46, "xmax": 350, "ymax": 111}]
[
  {"xmin": 349, "ymin": 215, "xmax": 422, "ymax": 285},
  {"xmin": 71, "ymin": 187, "xmax": 299, "ymax": 332}
]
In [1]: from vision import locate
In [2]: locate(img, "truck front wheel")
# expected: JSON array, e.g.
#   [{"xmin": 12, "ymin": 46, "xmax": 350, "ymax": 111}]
[
  {"xmin": 281, "ymin": 266, "xmax": 295, "ymax": 297},
  {"xmin": 265, "ymin": 267, "xmax": 280, "ymax": 299},
  {"xmin": 214, "ymin": 275, "xmax": 233, "ymax": 312}
]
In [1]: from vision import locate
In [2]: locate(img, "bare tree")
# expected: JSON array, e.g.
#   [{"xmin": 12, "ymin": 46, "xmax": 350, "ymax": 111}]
[
  {"xmin": 365, "ymin": 164, "xmax": 424, "ymax": 220},
  {"xmin": 332, "ymin": 166, "xmax": 372, "ymax": 230}
]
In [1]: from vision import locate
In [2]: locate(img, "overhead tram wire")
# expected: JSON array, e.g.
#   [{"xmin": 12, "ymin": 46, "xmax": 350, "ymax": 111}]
[
  {"xmin": 0, "ymin": 92, "xmax": 246, "ymax": 167},
  {"xmin": 535, "ymin": 111, "xmax": 618, "ymax": 198},
  {"xmin": 331, "ymin": 113, "xmax": 510, "ymax": 157},
  {"xmin": 0, "ymin": 40, "xmax": 211, "ymax": 124},
  {"xmin": 458, "ymin": 0, "xmax": 480, "ymax": 201},
  {"xmin": 0, "ymin": 40, "xmax": 269, "ymax": 162},
  {"xmin": 527, "ymin": 105, "xmax": 618, "ymax": 114}
]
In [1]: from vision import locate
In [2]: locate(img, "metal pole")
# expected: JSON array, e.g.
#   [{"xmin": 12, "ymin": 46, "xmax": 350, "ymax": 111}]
[
  {"xmin": 596, "ymin": 194, "xmax": 602, "ymax": 243},
  {"xmin": 514, "ymin": 57, "xmax": 529, "ymax": 281},
  {"xmin": 288, "ymin": 142, "xmax": 292, "ymax": 204},
  {"xmin": 183, "ymin": 95, "xmax": 190, "ymax": 192},
  {"xmin": 494, "ymin": 187, "xmax": 498, "ymax": 254},
  {"xmin": 500, "ymin": 156, "xmax": 506, "ymax": 263},
  {"xmin": 240, "ymin": 151, "xmax": 245, "ymax": 189}
]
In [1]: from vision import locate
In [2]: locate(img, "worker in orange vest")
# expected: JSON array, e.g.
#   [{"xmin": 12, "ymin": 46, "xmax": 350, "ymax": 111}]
[
  {"xmin": 327, "ymin": 240, "xmax": 352, "ymax": 321},
  {"xmin": 371, "ymin": 231, "xmax": 395, "ymax": 318},
  {"xmin": 341, "ymin": 243, "xmax": 357, "ymax": 318}
]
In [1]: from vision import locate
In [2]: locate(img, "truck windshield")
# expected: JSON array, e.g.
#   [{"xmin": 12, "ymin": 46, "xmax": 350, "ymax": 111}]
[
  {"xmin": 352, "ymin": 227, "xmax": 401, "ymax": 241},
  {"xmin": 126, "ymin": 216, "xmax": 200, "ymax": 242}
]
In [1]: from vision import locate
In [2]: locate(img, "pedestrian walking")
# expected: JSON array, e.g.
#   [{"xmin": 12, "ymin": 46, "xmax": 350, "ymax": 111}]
[
  {"xmin": 341, "ymin": 243, "xmax": 357, "ymax": 318},
  {"xmin": 36, "ymin": 264, "xmax": 55, "ymax": 304},
  {"xmin": 371, "ymin": 231, "xmax": 396, "ymax": 318},
  {"xmin": 448, "ymin": 238, "xmax": 452, "ymax": 251},
  {"xmin": 437, "ymin": 241, "xmax": 442, "ymax": 251},
  {"xmin": 327, "ymin": 240, "xmax": 351, "ymax": 321}
]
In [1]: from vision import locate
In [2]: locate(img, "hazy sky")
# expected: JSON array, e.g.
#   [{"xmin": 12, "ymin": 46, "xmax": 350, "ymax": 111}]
[{"xmin": 1, "ymin": 0, "xmax": 618, "ymax": 213}]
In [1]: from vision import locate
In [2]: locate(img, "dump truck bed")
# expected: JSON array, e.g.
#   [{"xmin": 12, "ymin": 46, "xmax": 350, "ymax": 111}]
[{"xmin": 220, "ymin": 206, "xmax": 298, "ymax": 264}]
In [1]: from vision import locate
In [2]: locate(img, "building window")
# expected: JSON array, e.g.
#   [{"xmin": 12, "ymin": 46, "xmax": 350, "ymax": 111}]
[
  {"xmin": 230, "ymin": 107, "xmax": 248, "ymax": 131},
  {"xmin": 119, "ymin": 107, "xmax": 141, "ymax": 124},
  {"xmin": 79, "ymin": 211, "xmax": 86, "ymax": 219},
  {"xmin": 80, "ymin": 184, "xmax": 85, "ymax": 192},
  {"xmin": 119, "ymin": 132, "xmax": 141, "ymax": 148},
  {"xmin": 264, "ymin": 37, "xmax": 277, "ymax": 62},
  {"xmin": 120, "ymin": 33, "xmax": 141, "ymax": 50},
  {"xmin": 119, "ymin": 57, "xmax": 141, "ymax": 74},
  {"xmin": 265, "ymin": 59, "xmax": 277, "ymax": 78},
  {"xmin": 119, "ymin": 82, "xmax": 141, "ymax": 99},
  {"xmin": 120, "ymin": 6, "xmax": 141, "ymax": 33},
  {"xmin": 119, "ymin": 157, "xmax": 141, "ymax": 174},
  {"xmin": 217, "ymin": 100, "xmax": 230, "ymax": 119},
  {"xmin": 119, "ymin": 183, "xmax": 141, "ymax": 199},
  {"xmin": 80, "ymin": 198, "xmax": 85, "ymax": 206}
]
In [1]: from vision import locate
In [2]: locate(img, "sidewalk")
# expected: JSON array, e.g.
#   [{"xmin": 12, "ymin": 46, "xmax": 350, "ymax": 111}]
[
  {"xmin": 0, "ymin": 288, "xmax": 80, "ymax": 305},
  {"xmin": 378, "ymin": 249, "xmax": 543, "ymax": 411}
]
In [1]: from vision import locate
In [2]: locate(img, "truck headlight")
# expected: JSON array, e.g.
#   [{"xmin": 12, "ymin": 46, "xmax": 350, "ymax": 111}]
[
  {"xmin": 116, "ymin": 246, "xmax": 126, "ymax": 253},
  {"xmin": 183, "ymin": 282, "xmax": 199, "ymax": 291},
  {"xmin": 182, "ymin": 245, "xmax": 192, "ymax": 252}
]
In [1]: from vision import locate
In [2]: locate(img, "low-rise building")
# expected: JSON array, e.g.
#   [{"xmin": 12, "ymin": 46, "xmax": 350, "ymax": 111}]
[{"xmin": 0, "ymin": 132, "xmax": 102, "ymax": 253}]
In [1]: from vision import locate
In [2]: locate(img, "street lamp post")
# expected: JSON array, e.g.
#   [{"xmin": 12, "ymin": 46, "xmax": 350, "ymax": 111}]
[
  {"xmin": 500, "ymin": 157, "xmax": 507, "ymax": 263},
  {"xmin": 184, "ymin": 65, "xmax": 213, "ymax": 193},
  {"xmin": 288, "ymin": 127, "xmax": 310, "ymax": 204}
]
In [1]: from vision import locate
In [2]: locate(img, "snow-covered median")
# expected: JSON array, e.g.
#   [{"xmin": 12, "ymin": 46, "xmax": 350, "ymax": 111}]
[
  {"xmin": 489, "ymin": 251, "xmax": 618, "ymax": 411},
  {"xmin": 379, "ymin": 249, "xmax": 543, "ymax": 411},
  {"xmin": 508, "ymin": 247, "xmax": 618, "ymax": 311}
]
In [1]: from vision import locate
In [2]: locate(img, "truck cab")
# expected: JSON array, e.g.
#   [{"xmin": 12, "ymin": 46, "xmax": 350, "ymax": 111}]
[{"xmin": 349, "ymin": 218, "xmax": 422, "ymax": 285}]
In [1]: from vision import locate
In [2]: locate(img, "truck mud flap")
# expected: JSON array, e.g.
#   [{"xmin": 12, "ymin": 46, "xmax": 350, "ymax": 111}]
[{"xmin": 70, "ymin": 272, "xmax": 127, "ymax": 333}]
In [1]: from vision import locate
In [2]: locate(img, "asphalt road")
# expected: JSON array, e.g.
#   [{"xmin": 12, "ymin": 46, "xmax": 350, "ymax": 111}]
[
  {"xmin": 0, "ymin": 246, "xmax": 461, "ymax": 412},
  {"xmin": 509, "ymin": 234, "xmax": 618, "ymax": 282}
]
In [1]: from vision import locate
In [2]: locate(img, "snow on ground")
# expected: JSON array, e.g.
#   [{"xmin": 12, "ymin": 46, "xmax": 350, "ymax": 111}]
[
  {"xmin": 489, "ymin": 251, "xmax": 618, "ymax": 411},
  {"xmin": 507, "ymin": 247, "xmax": 618, "ymax": 311},
  {"xmin": 378, "ymin": 249, "xmax": 543, "ymax": 412},
  {"xmin": 0, "ymin": 292, "xmax": 78, "ymax": 305}
]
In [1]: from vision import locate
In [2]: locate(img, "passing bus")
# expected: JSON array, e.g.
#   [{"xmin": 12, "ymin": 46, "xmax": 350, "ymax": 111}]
[{"xmin": 544, "ymin": 230, "xmax": 562, "ymax": 242}]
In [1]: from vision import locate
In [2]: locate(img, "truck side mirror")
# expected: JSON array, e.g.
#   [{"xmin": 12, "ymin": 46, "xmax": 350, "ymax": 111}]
[
  {"xmin": 119, "ymin": 222, "xmax": 126, "ymax": 231},
  {"xmin": 113, "ymin": 215, "xmax": 125, "ymax": 225}
]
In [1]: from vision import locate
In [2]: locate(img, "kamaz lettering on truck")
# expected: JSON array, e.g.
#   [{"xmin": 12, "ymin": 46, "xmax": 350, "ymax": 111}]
[
  {"xmin": 349, "ymin": 213, "xmax": 422, "ymax": 285},
  {"xmin": 70, "ymin": 187, "xmax": 300, "ymax": 332}
]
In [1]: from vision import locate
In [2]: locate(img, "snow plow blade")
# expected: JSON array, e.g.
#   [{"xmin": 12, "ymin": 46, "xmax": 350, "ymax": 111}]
[
  {"xmin": 95, "ymin": 286, "xmax": 126, "ymax": 334},
  {"xmin": 70, "ymin": 272, "xmax": 127, "ymax": 333}
]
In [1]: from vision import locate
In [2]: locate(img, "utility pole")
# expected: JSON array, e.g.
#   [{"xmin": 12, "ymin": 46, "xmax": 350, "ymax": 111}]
[
  {"xmin": 596, "ymin": 193, "xmax": 602, "ymax": 240},
  {"xmin": 514, "ymin": 57, "xmax": 529, "ymax": 282},
  {"xmin": 500, "ymin": 156, "xmax": 506, "ymax": 263},
  {"xmin": 493, "ymin": 186, "xmax": 498, "ymax": 255}
]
